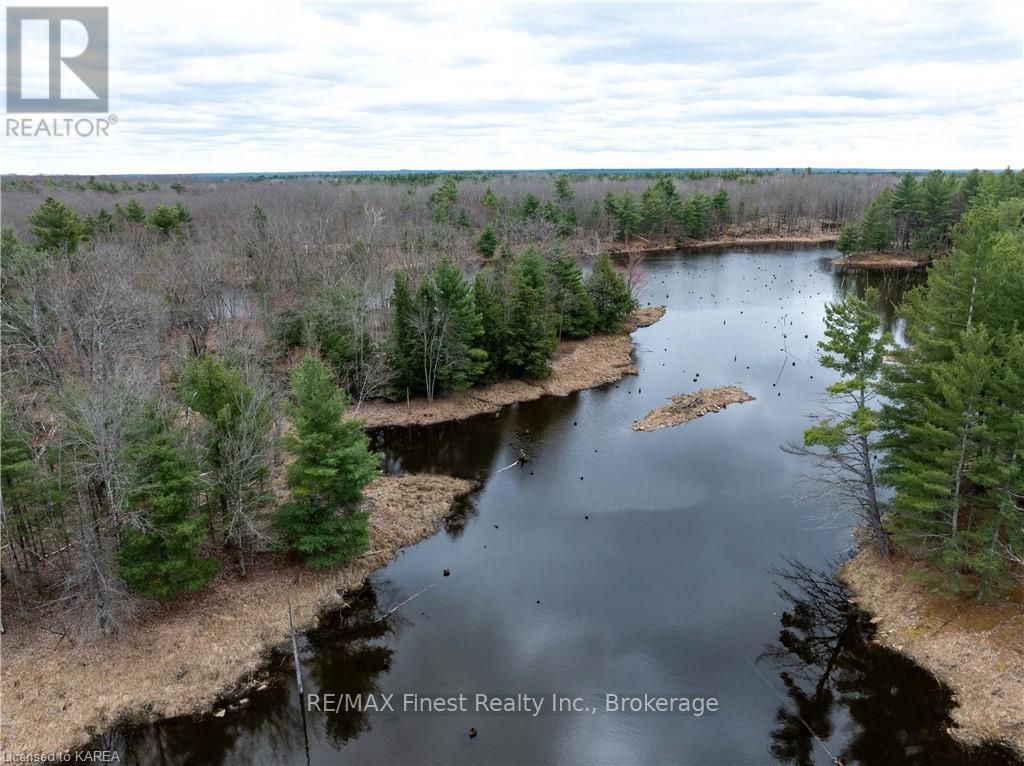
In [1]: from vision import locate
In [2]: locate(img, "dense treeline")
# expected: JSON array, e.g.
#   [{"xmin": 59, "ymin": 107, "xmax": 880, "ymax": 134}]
[
  {"xmin": 800, "ymin": 176, "xmax": 1024, "ymax": 599},
  {"xmin": 0, "ymin": 174, "xmax": 638, "ymax": 638},
  {"xmin": 836, "ymin": 168, "xmax": 1024, "ymax": 255}
]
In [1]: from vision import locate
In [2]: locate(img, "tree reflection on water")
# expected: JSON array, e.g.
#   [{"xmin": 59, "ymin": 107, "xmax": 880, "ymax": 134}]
[{"xmin": 759, "ymin": 558, "xmax": 1020, "ymax": 766}]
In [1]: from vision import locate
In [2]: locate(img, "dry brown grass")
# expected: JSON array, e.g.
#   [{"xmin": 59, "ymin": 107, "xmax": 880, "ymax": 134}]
[
  {"xmin": 632, "ymin": 386, "xmax": 754, "ymax": 432},
  {"xmin": 839, "ymin": 547, "xmax": 1024, "ymax": 754},
  {"xmin": 606, "ymin": 232, "xmax": 838, "ymax": 255},
  {"xmin": 0, "ymin": 473, "xmax": 471, "ymax": 758},
  {"xmin": 353, "ymin": 307, "xmax": 666, "ymax": 428},
  {"xmin": 833, "ymin": 251, "xmax": 934, "ymax": 270}
]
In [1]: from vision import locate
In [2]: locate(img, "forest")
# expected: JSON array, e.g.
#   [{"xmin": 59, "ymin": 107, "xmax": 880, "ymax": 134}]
[
  {"xmin": 798, "ymin": 169, "xmax": 1024, "ymax": 599},
  {"xmin": 2, "ymin": 168, "xmax": 1022, "ymax": 644}
]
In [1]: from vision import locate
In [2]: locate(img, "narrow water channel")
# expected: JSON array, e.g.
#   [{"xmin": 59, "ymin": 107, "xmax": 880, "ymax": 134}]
[{"xmin": 96, "ymin": 248, "xmax": 1020, "ymax": 765}]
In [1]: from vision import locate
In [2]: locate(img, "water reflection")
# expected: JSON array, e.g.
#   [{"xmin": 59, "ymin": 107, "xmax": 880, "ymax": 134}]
[
  {"xmin": 760, "ymin": 559, "xmax": 1020, "ymax": 766},
  {"xmin": 85, "ymin": 249, "xmax": 1017, "ymax": 765},
  {"xmin": 91, "ymin": 587, "xmax": 399, "ymax": 765}
]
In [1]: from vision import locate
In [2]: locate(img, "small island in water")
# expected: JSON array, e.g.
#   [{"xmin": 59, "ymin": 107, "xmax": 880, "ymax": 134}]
[{"xmin": 633, "ymin": 386, "xmax": 755, "ymax": 432}]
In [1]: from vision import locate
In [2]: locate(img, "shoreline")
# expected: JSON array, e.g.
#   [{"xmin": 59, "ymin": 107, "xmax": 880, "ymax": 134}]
[
  {"xmin": 632, "ymin": 386, "xmax": 755, "ymax": 432},
  {"xmin": 838, "ymin": 547, "xmax": 1024, "ymax": 755},
  {"xmin": 605, "ymin": 233, "xmax": 838, "ymax": 256},
  {"xmin": 353, "ymin": 306, "xmax": 666, "ymax": 429},
  {"xmin": 0, "ymin": 474, "xmax": 472, "ymax": 758},
  {"xmin": 832, "ymin": 251, "xmax": 935, "ymax": 271}
]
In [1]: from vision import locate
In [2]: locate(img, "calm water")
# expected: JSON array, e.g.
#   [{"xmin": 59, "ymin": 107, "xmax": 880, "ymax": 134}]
[{"xmin": 96, "ymin": 249, "xmax": 1019, "ymax": 765}]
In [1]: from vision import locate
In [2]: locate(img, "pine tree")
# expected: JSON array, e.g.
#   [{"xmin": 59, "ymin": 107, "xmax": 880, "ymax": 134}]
[
  {"xmin": 588, "ymin": 253, "xmax": 636, "ymax": 333},
  {"xmin": 916, "ymin": 170, "xmax": 955, "ymax": 251},
  {"xmin": 711, "ymin": 188, "xmax": 731, "ymax": 233},
  {"xmin": 554, "ymin": 175, "xmax": 574, "ymax": 206},
  {"xmin": 28, "ymin": 197, "xmax": 82, "ymax": 254},
  {"xmin": 429, "ymin": 259, "xmax": 486, "ymax": 393},
  {"xmin": 115, "ymin": 198, "xmax": 147, "ymax": 224},
  {"xmin": 178, "ymin": 355, "xmax": 273, "ymax": 571},
  {"xmin": 476, "ymin": 225, "xmax": 499, "ymax": 258},
  {"xmin": 548, "ymin": 252, "xmax": 596, "ymax": 339},
  {"xmin": 793, "ymin": 290, "xmax": 892, "ymax": 554},
  {"xmin": 882, "ymin": 197, "xmax": 1024, "ymax": 597},
  {"xmin": 836, "ymin": 223, "xmax": 862, "ymax": 255},
  {"xmin": 605, "ymin": 192, "xmax": 642, "ymax": 241},
  {"xmin": 116, "ymin": 403, "xmax": 218, "ymax": 601},
  {"xmin": 889, "ymin": 174, "xmax": 920, "ymax": 253},
  {"xmin": 481, "ymin": 186, "xmax": 500, "ymax": 212},
  {"xmin": 388, "ymin": 272, "xmax": 419, "ymax": 394},
  {"xmin": 859, "ymin": 198, "xmax": 892, "ymax": 252},
  {"xmin": 428, "ymin": 177, "xmax": 458, "ymax": 223},
  {"xmin": 680, "ymin": 193, "xmax": 713, "ymax": 239},
  {"xmin": 274, "ymin": 355, "xmax": 379, "ymax": 569},
  {"xmin": 1, "ymin": 409, "xmax": 61, "ymax": 593},
  {"xmin": 505, "ymin": 248, "xmax": 556, "ymax": 378},
  {"xmin": 474, "ymin": 268, "xmax": 509, "ymax": 381}
]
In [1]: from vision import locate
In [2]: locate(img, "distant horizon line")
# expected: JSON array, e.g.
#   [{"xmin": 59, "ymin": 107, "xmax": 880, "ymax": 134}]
[{"xmin": 6, "ymin": 166, "xmax": 1020, "ymax": 179}]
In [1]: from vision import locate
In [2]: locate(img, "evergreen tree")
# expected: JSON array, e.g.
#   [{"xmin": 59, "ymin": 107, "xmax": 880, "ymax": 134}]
[
  {"xmin": 388, "ymin": 272, "xmax": 419, "ymax": 394},
  {"xmin": 889, "ymin": 174, "xmax": 920, "ymax": 252},
  {"xmin": 505, "ymin": 248, "xmax": 556, "ymax": 378},
  {"xmin": 388, "ymin": 262, "xmax": 485, "ymax": 399},
  {"xmin": 481, "ymin": 186, "xmax": 500, "ymax": 211},
  {"xmin": 588, "ymin": 253, "xmax": 636, "ymax": 333},
  {"xmin": 916, "ymin": 170, "xmax": 955, "ymax": 251},
  {"xmin": 116, "ymin": 403, "xmax": 218, "ymax": 601},
  {"xmin": 711, "ymin": 188, "xmax": 731, "ymax": 233},
  {"xmin": 178, "ymin": 354, "xmax": 273, "ymax": 570},
  {"xmin": 836, "ymin": 223, "xmax": 862, "ymax": 255},
  {"xmin": 554, "ymin": 175, "xmax": 574, "ymax": 206},
  {"xmin": 680, "ymin": 192, "xmax": 713, "ymax": 239},
  {"xmin": 547, "ymin": 251, "xmax": 596, "ymax": 339},
  {"xmin": 274, "ymin": 354, "xmax": 379, "ymax": 569},
  {"xmin": 859, "ymin": 198, "xmax": 892, "ymax": 252},
  {"xmin": 474, "ymin": 268, "xmax": 509, "ymax": 381},
  {"xmin": 795, "ymin": 290, "xmax": 892, "ymax": 554},
  {"xmin": 147, "ymin": 203, "xmax": 191, "ymax": 236},
  {"xmin": 882, "ymin": 197, "xmax": 1024, "ymax": 598},
  {"xmin": 640, "ymin": 177, "xmax": 681, "ymax": 237},
  {"xmin": 28, "ymin": 197, "xmax": 82, "ymax": 254},
  {"xmin": 428, "ymin": 177, "xmax": 458, "ymax": 223},
  {"xmin": 428, "ymin": 259, "xmax": 487, "ymax": 393},
  {"xmin": 1, "ymin": 409, "xmax": 61, "ymax": 592},
  {"xmin": 115, "ymin": 198, "xmax": 147, "ymax": 224},
  {"xmin": 476, "ymin": 225, "xmax": 499, "ymax": 258},
  {"xmin": 2, "ymin": 226, "xmax": 20, "ymax": 255},
  {"xmin": 518, "ymin": 193, "xmax": 541, "ymax": 220},
  {"xmin": 605, "ymin": 191, "xmax": 642, "ymax": 241}
]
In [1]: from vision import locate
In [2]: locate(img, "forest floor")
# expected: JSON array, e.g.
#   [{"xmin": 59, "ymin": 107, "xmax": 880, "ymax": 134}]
[
  {"xmin": 839, "ymin": 547, "xmax": 1024, "ymax": 755},
  {"xmin": 832, "ymin": 251, "xmax": 935, "ymax": 270},
  {"xmin": 353, "ymin": 306, "xmax": 666, "ymax": 428},
  {"xmin": 632, "ymin": 386, "xmax": 755, "ymax": 432},
  {"xmin": 0, "ymin": 473, "xmax": 472, "ymax": 758},
  {"xmin": 605, "ymin": 232, "xmax": 838, "ymax": 256}
]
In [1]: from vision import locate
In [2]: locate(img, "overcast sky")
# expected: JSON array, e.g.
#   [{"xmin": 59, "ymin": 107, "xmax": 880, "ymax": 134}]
[{"xmin": 3, "ymin": 1, "xmax": 1022, "ymax": 174}]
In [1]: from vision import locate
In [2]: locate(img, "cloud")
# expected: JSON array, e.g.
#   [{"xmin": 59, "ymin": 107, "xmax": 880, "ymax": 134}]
[{"xmin": 4, "ymin": 0, "xmax": 1022, "ymax": 173}]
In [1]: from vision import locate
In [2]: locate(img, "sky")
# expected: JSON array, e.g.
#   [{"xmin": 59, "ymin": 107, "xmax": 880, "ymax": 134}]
[{"xmin": 2, "ymin": 0, "xmax": 1023, "ymax": 174}]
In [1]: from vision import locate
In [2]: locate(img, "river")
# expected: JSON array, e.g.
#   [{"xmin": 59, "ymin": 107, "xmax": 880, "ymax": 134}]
[{"xmin": 95, "ymin": 247, "xmax": 1019, "ymax": 765}]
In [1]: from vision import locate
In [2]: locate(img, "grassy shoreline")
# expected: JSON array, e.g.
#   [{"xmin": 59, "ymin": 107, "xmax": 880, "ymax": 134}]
[
  {"xmin": 605, "ymin": 232, "xmax": 839, "ymax": 256},
  {"xmin": 839, "ymin": 546, "xmax": 1024, "ymax": 755},
  {"xmin": 353, "ymin": 306, "xmax": 666, "ymax": 429},
  {"xmin": 0, "ymin": 474, "xmax": 472, "ymax": 758}
]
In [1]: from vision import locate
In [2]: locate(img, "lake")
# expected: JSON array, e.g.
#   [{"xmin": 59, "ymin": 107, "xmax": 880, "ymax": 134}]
[{"xmin": 96, "ymin": 247, "xmax": 1019, "ymax": 765}]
